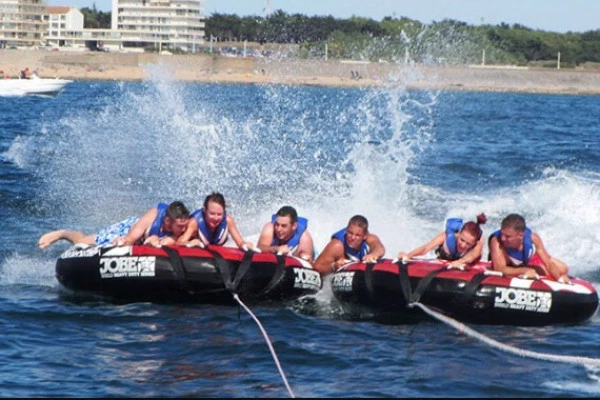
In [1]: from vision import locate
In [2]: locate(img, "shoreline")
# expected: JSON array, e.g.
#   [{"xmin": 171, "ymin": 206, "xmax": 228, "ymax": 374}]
[{"xmin": 3, "ymin": 49, "xmax": 600, "ymax": 95}]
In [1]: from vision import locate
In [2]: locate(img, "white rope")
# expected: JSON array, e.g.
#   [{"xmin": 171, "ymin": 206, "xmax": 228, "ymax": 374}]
[
  {"xmin": 411, "ymin": 301, "xmax": 600, "ymax": 367},
  {"xmin": 233, "ymin": 294, "xmax": 296, "ymax": 398}
]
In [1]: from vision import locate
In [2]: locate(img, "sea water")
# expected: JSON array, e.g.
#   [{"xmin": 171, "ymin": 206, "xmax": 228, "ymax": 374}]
[{"xmin": 1, "ymin": 67, "xmax": 600, "ymax": 396}]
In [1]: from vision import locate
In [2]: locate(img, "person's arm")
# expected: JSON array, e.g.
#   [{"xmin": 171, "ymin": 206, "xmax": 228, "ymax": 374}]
[
  {"xmin": 531, "ymin": 232, "xmax": 569, "ymax": 281},
  {"xmin": 159, "ymin": 236, "xmax": 176, "ymax": 246},
  {"xmin": 226, "ymin": 214, "xmax": 253, "ymax": 250},
  {"xmin": 257, "ymin": 222, "xmax": 281, "ymax": 253},
  {"xmin": 176, "ymin": 217, "xmax": 199, "ymax": 245},
  {"xmin": 489, "ymin": 235, "xmax": 538, "ymax": 278},
  {"xmin": 448, "ymin": 236, "xmax": 484, "ymax": 267},
  {"xmin": 141, "ymin": 235, "xmax": 174, "ymax": 247},
  {"xmin": 312, "ymin": 239, "xmax": 345, "ymax": 276},
  {"xmin": 397, "ymin": 232, "xmax": 446, "ymax": 260},
  {"xmin": 363, "ymin": 233, "xmax": 385, "ymax": 262},
  {"xmin": 120, "ymin": 207, "xmax": 158, "ymax": 246},
  {"xmin": 296, "ymin": 230, "xmax": 315, "ymax": 262}
]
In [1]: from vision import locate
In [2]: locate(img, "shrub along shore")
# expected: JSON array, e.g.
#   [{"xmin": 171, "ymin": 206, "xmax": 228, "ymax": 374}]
[{"xmin": 3, "ymin": 49, "xmax": 600, "ymax": 95}]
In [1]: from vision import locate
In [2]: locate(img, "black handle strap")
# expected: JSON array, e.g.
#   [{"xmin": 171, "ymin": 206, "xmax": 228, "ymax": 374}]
[
  {"xmin": 204, "ymin": 247, "xmax": 234, "ymax": 292},
  {"xmin": 454, "ymin": 271, "xmax": 488, "ymax": 307},
  {"xmin": 396, "ymin": 260, "xmax": 413, "ymax": 305},
  {"xmin": 231, "ymin": 250, "xmax": 256, "ymax": 292},
  {"xmin": 258, "ymin": 254, "xmax": 287, "ymax": 297},
  {"xmin": 162, "ymin": 246, "xmax": 190, "ymax": 293},
  {"xmin": 364, "ymin": 262, "xmax": 377, "ymax": 302},
  {"xmin": 409, "ymin": 267, "xmax": 447, "ymax": 304},
  {"xmin": 204, "ymin": 247, "xmax": 257, "ymax": 295}
]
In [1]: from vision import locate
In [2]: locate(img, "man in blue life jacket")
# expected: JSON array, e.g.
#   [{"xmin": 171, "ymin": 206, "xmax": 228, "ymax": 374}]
[
  {"xmin": 313, "ymin": 215, "xmax": 386, "ymax": 276},
  {"xmin": 256, "ymin": 205, "xmax": 315, "ymax": 261},
  {"xmin": 38, "ymin": 201, "xmax": 191, "ymax": 248},
  {"xmin": 489, "ymin": 213, "xmax": 570, "ymax": 283}
]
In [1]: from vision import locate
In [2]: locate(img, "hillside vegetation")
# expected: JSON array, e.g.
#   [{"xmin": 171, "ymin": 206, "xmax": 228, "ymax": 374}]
[{"xmin": 84, "ymin": 8, "xmax": 600, "ymax": 68}]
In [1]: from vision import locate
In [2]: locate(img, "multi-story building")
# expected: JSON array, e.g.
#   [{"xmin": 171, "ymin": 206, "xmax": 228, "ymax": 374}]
[
  {"xmin": 43, "ymin": 6, "xmax": 123, "ymax": 51},
  {"xmin": 0, "ymin": 0, "xmax": 48, "ymax": 48},
  {"xmin": 44, "ymin": 6, "xmax": 83, "ymax": 47},
  {"xmin": 113, "ymin": 0, "xmax": 205, "ymax": 52},
  {"xmin": 0, "ymin": 0, "xmax": 205, "ymax": 52}
]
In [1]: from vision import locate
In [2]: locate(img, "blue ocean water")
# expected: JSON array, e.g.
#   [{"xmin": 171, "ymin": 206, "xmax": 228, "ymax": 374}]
[{"xmin": 2, "ymin": 70, "xmax": 600, "ymax": 397}]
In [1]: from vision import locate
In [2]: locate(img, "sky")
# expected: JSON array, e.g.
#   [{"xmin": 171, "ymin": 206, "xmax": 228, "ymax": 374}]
[{"xmin": 60, "ymin": 0, "xmax": 599, "ymax": 33}]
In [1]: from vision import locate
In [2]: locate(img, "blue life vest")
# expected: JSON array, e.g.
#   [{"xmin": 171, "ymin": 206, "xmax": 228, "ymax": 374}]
[
  {"xmin": 436, "ymin": 218, "xmax": 464, "ymax": 261},
  {"xmin": 332, "ymin": 228, "xmax": 369, "ymax": 262},
  {"xmin": 491, "ymin": 228, "xmax": 534, "ymax": 265},
  {"xmin": 191, "ymin": 208, "xmax": 229, "ymax": 245},
  {"xmin": 147, "ymin": 202, "xmax": 169, "ymax": 238},
  {"xmin": 270, "ymin": 215, "xmax": 308, "ymax": 255}
]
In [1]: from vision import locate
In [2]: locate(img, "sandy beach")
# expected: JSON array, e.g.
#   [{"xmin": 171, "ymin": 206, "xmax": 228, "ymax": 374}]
[{"xmin": 3, "ymin": 49, "xmax": 600, "ymax": 94}]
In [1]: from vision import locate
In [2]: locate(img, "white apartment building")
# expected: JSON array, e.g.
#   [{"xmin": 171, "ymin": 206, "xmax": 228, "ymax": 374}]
[
  {"xmin": 43, "ymin": 6, "xmax": 125, "ymax": 51},
  {"xmin": 0, "ymin": 0, "xmax": 47, "ymax": 48},
  {"xmin": 44, "ymin": 5, "xmax": 82, "ymax": 46},
  {"xmin": 0, "ymin": 0, "xmax": 205, "ymax": 52},
  {"xmin": 112, "ymin": 0, "xmax": 205, "ymax": 52}
]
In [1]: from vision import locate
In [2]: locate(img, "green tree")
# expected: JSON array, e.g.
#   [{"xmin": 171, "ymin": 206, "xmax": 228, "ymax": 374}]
[{"xmin": 81, "ymin": 5, "xmax": 111, "ymax": 29}]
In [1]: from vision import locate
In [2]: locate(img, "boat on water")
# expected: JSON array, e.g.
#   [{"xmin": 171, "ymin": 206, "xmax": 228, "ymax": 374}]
[
  {"xmin": 55, "ymin": 244, "xmax": 322, "ymax": 304},
  {"xmin": 0, "ymin": 75, "xmax": 72, "ymax": 97},
  {"xmin": 331, "ymin": 258, "xmax": 599, "ymax": 326}
]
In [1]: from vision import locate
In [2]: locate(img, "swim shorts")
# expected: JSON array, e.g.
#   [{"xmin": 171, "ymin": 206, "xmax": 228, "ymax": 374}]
[{"xmin": 94, "ymin": 216, "xmax": 140, "ymax": 245}]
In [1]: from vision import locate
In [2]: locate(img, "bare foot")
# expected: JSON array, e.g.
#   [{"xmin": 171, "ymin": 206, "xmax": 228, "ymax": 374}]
[{"xmin": 38, "ymin": 230, "xmax": 66, "ymax": 249}]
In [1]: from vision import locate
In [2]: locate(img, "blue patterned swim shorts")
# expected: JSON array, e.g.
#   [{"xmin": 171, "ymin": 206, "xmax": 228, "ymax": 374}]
[{"xmin": 94, "ymin": 216, "xmax": 140, "ymax": 245}]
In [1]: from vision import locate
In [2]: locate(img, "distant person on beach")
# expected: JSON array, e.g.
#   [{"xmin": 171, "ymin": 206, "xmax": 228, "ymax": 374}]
[
  {"xmin": 256, "ymin": 205, "xmax": 315, "ymax": 261},
  {"xmin": 396, "ymin": 213, "xmax": 487, "ymax": 268},
  {"xmin": 313, "ymin": 215, "xmax": 385, "ymax": 276},
  {"xmin": 20, "ymin": 67, "xmax": 30, "ymax": 79},
  {"xmin": 488, "ymin": 213, "xmax": 570, "ymax": 282},
  {"xmin": 38, "ymin": 201, "xmax": 191, "ymax": 248},
  {"xmin": 176, "ymin": 192, "xmax": 254, "ymax": 250}
]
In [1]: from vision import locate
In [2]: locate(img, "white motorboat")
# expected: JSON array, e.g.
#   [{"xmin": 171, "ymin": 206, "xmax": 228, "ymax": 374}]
[{"xmin": 0, "ymin": 75, "xmax": 72, "ymax": 97}]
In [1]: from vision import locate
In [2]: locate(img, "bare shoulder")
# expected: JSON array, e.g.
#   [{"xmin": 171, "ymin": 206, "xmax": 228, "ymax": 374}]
[
  {"xmin": 301, "ymin": 229, "xmax": 313, "ymax": 239},
  {"xmin": 136, "ymin": 207, "xmax": 158, "ymax": 225},
  {"xmin": 366, "ymin": 232, "xmax": 383, "ymax": 243},
  {"xmin": 323, "ymin": 237, "xmax": 344, "ymax": 253},
  {"xmin": 531, "ymin": 231, "xmax": 545, "ymax": 245},
  {"xmin": 259, "ymin": 221, "xmax": 273, "ymax": 234},
  {"xmin": 257, "ymin": 221, "xmax": 274, "ymax": 243}
]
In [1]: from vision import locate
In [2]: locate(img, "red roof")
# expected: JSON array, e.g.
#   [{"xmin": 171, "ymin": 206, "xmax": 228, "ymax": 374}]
[{"xmin": 47, "ymin": 6, "xmax": 72, "ymax": 14}]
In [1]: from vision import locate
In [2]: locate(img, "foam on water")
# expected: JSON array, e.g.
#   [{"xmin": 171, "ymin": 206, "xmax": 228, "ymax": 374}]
[{"xmin": 0, "ymin": 254, "xmax": 56, "ymax": 287}]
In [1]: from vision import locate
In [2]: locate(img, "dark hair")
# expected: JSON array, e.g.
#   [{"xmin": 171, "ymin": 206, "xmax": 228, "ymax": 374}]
[
  {"xmin": 461, "ymin": 213, "xmax": 487, "ymax": 240},
  {"xmin": 203, "ymin": 192, "xmax": 226, "ymax": 210},
  {"xmin": 166, "ymin": 201, "xmax": 190, "ymax": 219},
  {"xmin": 276, "ymin": 206, "xmax": 298, "ymax": 224},
  {"xmin": 348, "ymin": 215, "xmax": 369, "ymax": 232},
  {"xmin": 501, "ymin": 213, "xmax": 526, "ymax": 232}
]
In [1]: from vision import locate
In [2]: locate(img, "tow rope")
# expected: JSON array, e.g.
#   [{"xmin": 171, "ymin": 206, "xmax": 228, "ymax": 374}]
[
  {"xmin": 411, "ymin": 301, "xmax": 600, "ymax": 367},
  {"xmin": 393, "ymin": 260, "xmax": 600, "ymax": 367},
  {"xmin": 206, "ymin": 246, "xmax": 296, "ymax": 397}
]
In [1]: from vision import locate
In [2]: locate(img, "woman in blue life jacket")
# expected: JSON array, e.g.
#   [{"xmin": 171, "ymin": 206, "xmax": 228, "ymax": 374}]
[
  {"xmin": 396, "ymin": 213, "xmax": 487, "ymax": 268},
  {"xmin": 38, "ymin": 201, "xmax": 191, "ymax": 249},
  {"xmin": 313, "ymin": 215, "xmax": 386, "ymax": 276},
  {"xmin": 256, "ymin": 205, "xmax": 315, "ymax": 261},
  {"xmin": 177, "ymin": 192, "xmax": 254, "ymax": 250},
  {"xmin": 488, "ymin": 213, "xmax": 570, "ymax": 282}
]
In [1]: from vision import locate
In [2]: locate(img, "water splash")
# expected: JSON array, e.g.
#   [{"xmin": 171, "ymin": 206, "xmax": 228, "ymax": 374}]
[
  {"xmin": 10, "ymin": 63, "xmax": 435, "ymax": 250},
  {"xmin": 0, "ymin": 254, "xmax": 56, "ymax": 287},
  {"xmin": 6, "ymin": 60, "xmax": 599, "ymax": 280}
]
